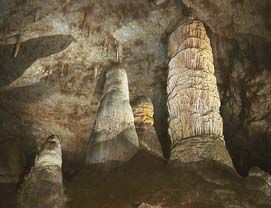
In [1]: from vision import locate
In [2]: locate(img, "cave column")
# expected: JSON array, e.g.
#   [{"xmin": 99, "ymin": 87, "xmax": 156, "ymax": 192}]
[
  {"xmin": 18, "ymin": 135, "xmax": 65, "ymax": 208},
  {"xmin": 86, "ymin": 65, "xmax": 139, "ymax": 165},
  {"xmin": 132, "ymin": 96, "xmax": 163, "ymax": 157},
  {"xmin": 167, "ymin": 18, "xmax": 232, "ymax": 166}
]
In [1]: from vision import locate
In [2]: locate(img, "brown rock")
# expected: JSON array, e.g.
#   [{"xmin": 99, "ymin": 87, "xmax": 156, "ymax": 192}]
[{"xmin": 0, "ymin": 139, "xmax": 24, "ymax": 183}]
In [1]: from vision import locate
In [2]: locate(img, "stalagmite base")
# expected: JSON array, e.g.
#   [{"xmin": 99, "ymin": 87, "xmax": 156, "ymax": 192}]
[
  {"xmin": 167, "ymin": 18, "xmax": 232, "ymax": 166},
  {"xmin": 86, "ymin": 66, "xmax": 139, "ymax": 165},
  {"xmin": 17, "ymin": 135, "xmax": 65, "ymax": 208}
]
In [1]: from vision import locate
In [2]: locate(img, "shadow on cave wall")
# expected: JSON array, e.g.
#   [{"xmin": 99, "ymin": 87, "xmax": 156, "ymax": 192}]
[
  {"xmin": 211, "ymin": 33, "xmax": 271, "ymax": 177},
  {"xmin": 0, "ymin": 34, "xmax": 73, "ymax": 88},
  {"xmin": 0, "ymin": 82, "xmax": 67, "ymax": 179},
  {"xmin": 0, "ymin": 35, "xmax": 73, "ymax": 175}
]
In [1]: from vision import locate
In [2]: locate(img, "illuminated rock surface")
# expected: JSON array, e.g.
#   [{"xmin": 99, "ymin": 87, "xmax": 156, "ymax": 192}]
[
  {"xmin": 18, "ymin": 135, "xmax": 65, "ymax": 208},
  {"xmin": 132, "ymin": 96, "xmax": 163, "ymax": 157},
  {"xmin": 86, "ymin": 66, "xmax": 139, "ymax": 165},
  {"xmin": 0, "ymin": 0, "xmax": 270, "ymax": 207},
  {"xmin": 167, "ymin": 18, "xmax": 232, "ymax": 166}
]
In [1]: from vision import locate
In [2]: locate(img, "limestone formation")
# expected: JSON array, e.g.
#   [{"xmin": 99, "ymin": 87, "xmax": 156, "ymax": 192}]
[
  {"xmin": 132, "ymin": 96, "xmax": 163, "ymax": 157},
  {"xmin": 167, "ymin": 18, "xmax": 232, "ymax": 166},
  {"xmin": 86, "ymin": 66, "xmax": 139, "ymax": 165},
  {"xmin": 17, "ymin": 135, "xmax": 65, "ymax": 208}
]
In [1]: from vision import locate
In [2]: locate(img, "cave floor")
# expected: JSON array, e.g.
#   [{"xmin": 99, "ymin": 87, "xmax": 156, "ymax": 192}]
[
  {"xmin": 64, "ymin": 151, "xmax": 270, "ymax": 208},
  {"xmin": 0, "ymin": 151, "xmax": 269, "ymax": 208}
]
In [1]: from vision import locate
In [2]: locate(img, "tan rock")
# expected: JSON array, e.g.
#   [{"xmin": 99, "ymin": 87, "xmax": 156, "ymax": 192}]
[
  {"xmin": 132, "ymin": 96, "xmax": 163, "ymax": 157},
  {"xmin": 167, "ymin": 18, "xmax": 232, "ymax": 166},
  {"xmin": 86, "ymin": 65, "xmax": 139, "ymax": 165}
]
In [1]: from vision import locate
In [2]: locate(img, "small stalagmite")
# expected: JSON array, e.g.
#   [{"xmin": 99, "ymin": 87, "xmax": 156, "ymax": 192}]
[
  {"xmin": 167, "ymin": 18, "xmax": 232, "ymax": 166},
  {"xmin": 132, "ymin": 96, "xmax": 163, "ymax": 157},
  {"xmin": 18, "ymin": 135, "xmax": 65, "ymax": 208},
  {"xmin": 86, "ymin": 66, "xmax": 139, "ymax": 165}
]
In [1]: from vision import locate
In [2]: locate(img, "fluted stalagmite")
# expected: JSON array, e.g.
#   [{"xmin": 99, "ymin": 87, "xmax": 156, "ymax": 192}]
[
  {"xmin": 18, "ymin": 135, "xmax": 65, "ymax": 208},
  {"xmin": 132, "ymin": 96, "xmax": 163, "ymax": 157},
  {"xmin": 86, "ymin": 66, "xmax": 139, "ymax": 165},
  {"xmin": 167, "ymin": 18, "xmax": 232, "ymax": 166}
]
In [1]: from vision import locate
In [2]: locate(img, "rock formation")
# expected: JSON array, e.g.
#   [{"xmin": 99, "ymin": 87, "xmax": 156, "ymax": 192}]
[
  {"xmin": 167, "ymin": 18, "xmax": 232, "ymax": 166},
  {"xmin": 132, "ymin": 96, "xmax": 163, "ymax": 156},
  {"xmin": 182, "ymin": 0, "xmax": 271, "ymax": 42},
  {"xmin": 17, "ymin": 135, "xmax": 65, "ymax": 208},
  {"xmin": 0, "ymin": 0, "xmax": 271, "ymax": 207},
  {"xmin": 86, "ymin": 65, "xmax": 139, "ymax": 165}
]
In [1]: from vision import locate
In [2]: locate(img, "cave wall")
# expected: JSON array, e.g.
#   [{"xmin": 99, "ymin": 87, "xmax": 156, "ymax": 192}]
[{"xmin": 0, "ymin": 0, "xmax": 270, "ymax": 192}]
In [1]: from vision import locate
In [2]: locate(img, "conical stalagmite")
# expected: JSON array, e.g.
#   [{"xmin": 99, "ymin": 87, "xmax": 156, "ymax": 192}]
[
  {"xmin": 18, "ymin": 135, "xmax": 65, "ymax": 208},
  {"xmin": 86, "ymin": 66, "xmax": 139, "ymax": 165},
  {"xmin": 132, "ymin": 96, "xmax": 163, "ymax": 157},
  {"xmin": 167, "ymin": 18, "xmax": 232, "ymax": 166}
]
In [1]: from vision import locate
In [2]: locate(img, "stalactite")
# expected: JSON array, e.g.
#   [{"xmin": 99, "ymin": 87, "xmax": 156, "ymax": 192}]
[
  {"xmin": 18, "ymin": 135, "xmax": 65, "ymax": 208},
  {"xmin": 167, "ymin": 18, "xmax": 232, "ymax": 166},
  {"xmin": 14, "ymin": 34, "xmax": 22, "ymax": 58},
  {"xmin": 132, "ymin": 96, "xmax": 163, "ymax": 157},
  {"xmin": 86, "ymin": 65, "xmax": 139, "ymax": 165}
]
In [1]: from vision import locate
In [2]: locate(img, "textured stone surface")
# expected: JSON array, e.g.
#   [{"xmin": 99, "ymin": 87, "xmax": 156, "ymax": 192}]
[
  {"xmin": 65, "ymin": 153, "xmax": 271, "ymax": 208},
  {"xmin": 182, "ymin": 0, "xmax": 271, "ymax": 42},
  {"xmin": 18, "ymin": 135, "xmax": 65, "ymax": 208},
  {"xmin": 132, "ymin": 96, "xmax": 163, "ymax": 157},
  {"xmin": 0, "ymin": 0, "xmax": 270, "ymax": 207},
  {"xmin": 0, "ymin": 0, "xmax": 183, "ymax": 172},
  {"xmin": 167, "ymin": 18, "xmax": 232, "ymax": 166},
  {"xmin": 168, "ymin": 18, "xmax": 222, "ymax": 140},
  {"xmin": 86, "ymin": 66, "xmax": 139, "ymax": 165}
]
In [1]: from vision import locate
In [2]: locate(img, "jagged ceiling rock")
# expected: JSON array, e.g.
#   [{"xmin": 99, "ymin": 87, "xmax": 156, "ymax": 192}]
[
  {"xmin": 182, "ymin": 0, "xmax": 271, "ymax": 42},
  {"xmin": 0, "ymin": 35, "xmax": 73, "ymax": 87}
]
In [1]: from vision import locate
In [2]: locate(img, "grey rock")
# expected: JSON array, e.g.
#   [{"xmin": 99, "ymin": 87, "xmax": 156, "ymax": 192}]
[
  {"xmin": 86, "ymin": 66, "xmax": 139, "ymax": 165},
  {"xmin": 17, "ymin": 135, "xmax": 65, "ymax": 208}
]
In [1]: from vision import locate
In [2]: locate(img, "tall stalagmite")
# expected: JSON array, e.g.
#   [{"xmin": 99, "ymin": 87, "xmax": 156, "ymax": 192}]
[
  {"xmin": 132, "ymin": 96, "xmax": 163, "ymax": 157},
  {"xmin": 86, "ymin": 66, "xmax": 139, "ymax": 165},
  {"xmin": 167, "ymin": 18, "xmax": 232, "ymax": 166},
  {"xmin": 18, "ymin": 135, "xmax": 65, "ymax": 208}
]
